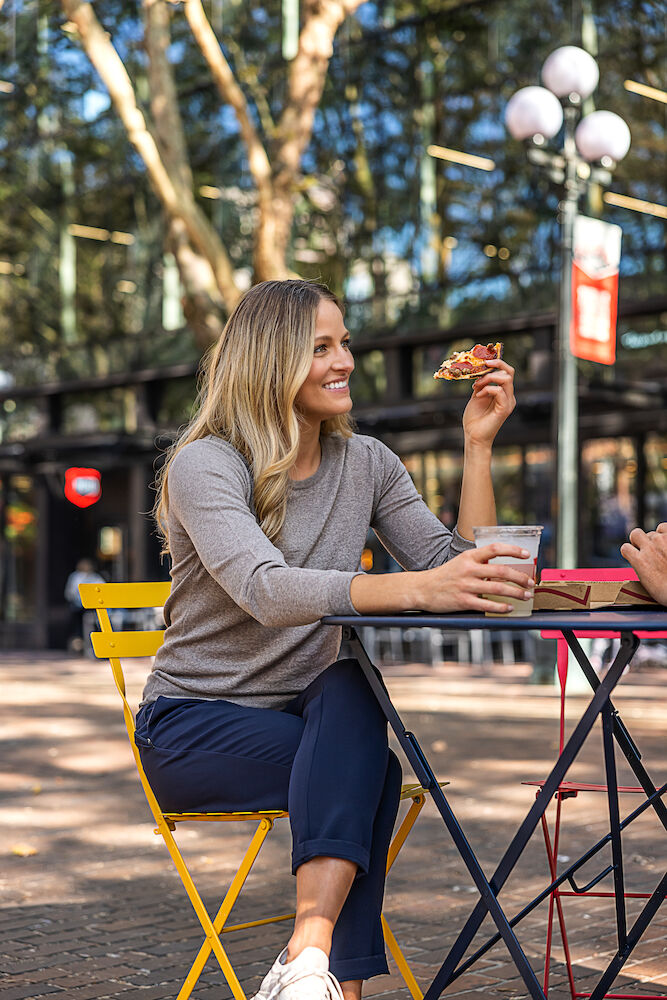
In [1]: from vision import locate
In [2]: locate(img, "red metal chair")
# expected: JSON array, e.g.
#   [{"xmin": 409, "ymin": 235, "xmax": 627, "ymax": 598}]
[{"xmin": 525, "ymin": 567, "xmax": 666, "ymax": 999}]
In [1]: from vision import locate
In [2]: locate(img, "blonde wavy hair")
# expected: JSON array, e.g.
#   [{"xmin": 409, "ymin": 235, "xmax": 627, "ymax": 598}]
[{"xmin": 155, "ymin": 279, "xmax": 355, "ymax": 552}]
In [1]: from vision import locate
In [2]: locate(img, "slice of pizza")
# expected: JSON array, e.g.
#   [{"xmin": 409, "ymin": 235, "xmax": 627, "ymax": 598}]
[{"xmin": 433, "ymin": 342, "xmax": 503, "ymax": 381}]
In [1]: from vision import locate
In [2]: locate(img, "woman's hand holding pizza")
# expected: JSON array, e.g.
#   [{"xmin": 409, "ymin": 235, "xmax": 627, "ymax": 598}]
[{"xmin": 462, "ymin": 359, "xmax": 517, "ymax": 448}]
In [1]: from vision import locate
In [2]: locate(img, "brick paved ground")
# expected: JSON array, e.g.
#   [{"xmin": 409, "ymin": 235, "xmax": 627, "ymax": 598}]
[{"xmin": 1, "ymin": 650, "xmax": 665, "ymax": 1000}]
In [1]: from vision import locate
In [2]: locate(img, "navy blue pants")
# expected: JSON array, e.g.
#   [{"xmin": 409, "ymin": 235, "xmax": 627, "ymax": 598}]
[{"xmin": 134, "ymin": 659, "xmax": 402, "ymax": 982}]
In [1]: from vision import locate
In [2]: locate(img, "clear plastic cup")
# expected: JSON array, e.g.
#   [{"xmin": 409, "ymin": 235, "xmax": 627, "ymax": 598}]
[{"xmin": 472, "ymin": 525, "xmax": 544, "ymax": 616}]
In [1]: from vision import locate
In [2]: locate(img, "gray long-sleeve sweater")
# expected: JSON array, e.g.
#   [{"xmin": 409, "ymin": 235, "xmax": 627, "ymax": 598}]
[{"xmin": 141, "ymin": 432, "xmax": 474, "ymax": 709}]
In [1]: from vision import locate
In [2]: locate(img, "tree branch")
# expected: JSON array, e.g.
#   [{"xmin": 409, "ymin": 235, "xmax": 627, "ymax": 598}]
[
  {"xmin": 182, "ymin": 0, "xmax": 273, "ymax": 207},
  {"xmin": 143, "ymin": 0, "xmax": 192, "ymax": 190},
  {"xmin": 59, "ymin": 0, "xmax": 240, "ymax": 313},
  {"xmin": 276, "ymin": 0, "xmax": 365, "ymax": 184},
  {"xmin": 224, "ymin": 34, "xmax": 277, "ymax": 142},
  {"xmin": 143, "ymin": 2, "xmax": 231, "ymax": 345}
]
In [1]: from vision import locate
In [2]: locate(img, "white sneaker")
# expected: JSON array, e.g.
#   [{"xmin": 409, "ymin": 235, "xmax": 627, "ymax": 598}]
[{"xmin": 251, "ymin": 946, "xmax": 345, "ymax": 1000}]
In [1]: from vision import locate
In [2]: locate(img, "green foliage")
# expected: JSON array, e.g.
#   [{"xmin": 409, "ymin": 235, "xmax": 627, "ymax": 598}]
[{"xmin": 0, "ymin": 0, "xmax": 664, "ymax": 385}]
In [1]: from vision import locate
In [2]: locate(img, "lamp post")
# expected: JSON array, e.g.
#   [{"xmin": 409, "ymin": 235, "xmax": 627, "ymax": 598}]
[{"xmin": 505, "ymin": 46, "xmax": 631, "ymax": 568}]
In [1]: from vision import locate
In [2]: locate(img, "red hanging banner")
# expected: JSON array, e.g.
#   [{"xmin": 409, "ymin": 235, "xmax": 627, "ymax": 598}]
[
  {"xmin": 570, "ymin": 215, "xmax": 622, "ymax": 366},
  {"xmin": 64, "ymin": 467, "xmax": 102, "ymax": 508}
]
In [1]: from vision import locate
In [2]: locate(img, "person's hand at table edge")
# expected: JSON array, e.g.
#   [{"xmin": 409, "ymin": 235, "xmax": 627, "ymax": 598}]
[
  {"xmin": 620, "ymin": 522, "xmax": 667, "ymax": 605},
  {"xmin": 350, "ymin": 544, "xmax": 535, "ymax": 615}
]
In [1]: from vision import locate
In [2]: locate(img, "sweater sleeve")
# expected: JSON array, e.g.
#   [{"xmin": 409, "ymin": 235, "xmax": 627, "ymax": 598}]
[
  {"xmin": 168, "ymin": 440, "xmax": 360, "ymax": 626},
  {"xmin": 366, "ymin": 438, "xmax": 475, "ymax": 570}
]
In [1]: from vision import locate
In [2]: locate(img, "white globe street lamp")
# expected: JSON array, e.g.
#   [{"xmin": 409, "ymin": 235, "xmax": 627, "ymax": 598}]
[
  {"xmin": 575, "ymin": 110, "xmax": 632, "ymax": 164},
  {"xmin": 505, "ymin": 87, "xmax": 563, "ymax": 142},
  {"xmin": 505, "ymin": 45, "xmax": 631, "ymax": 569},
  {"xmin": 541, "ymin": 45, "xmax": 599, "ymax": 100}
]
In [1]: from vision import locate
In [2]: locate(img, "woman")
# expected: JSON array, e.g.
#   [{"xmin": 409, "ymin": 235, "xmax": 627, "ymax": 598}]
[{"xmin": 135, "ymin": 279, "xmax": 535, "ymax": 1000}]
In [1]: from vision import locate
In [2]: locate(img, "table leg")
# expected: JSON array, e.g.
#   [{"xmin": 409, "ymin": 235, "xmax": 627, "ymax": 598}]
[
  {"xmin": 566, "ymin": 631, "xmax": 667, "ymax": 997},
  {"xmin": 601, "ymin": 698, "xmax": 628, "ymax": 951},
  {"xmin": 435, "ymin": 779, "xmax": 667, "ymax": 981},
  {"xmin": 588, "ymin": 871, "xmax": 667, "ymax": 1000},
  {"xmin": 343, "ymin": 626, "xmax": 548, "ymax": 1000},
  {"xmin": 564, "ymin": 630, "xmax": 667, "ymax": 831},
  {"xmin": 344, "ymin": 627, "xmax": 641, "ymax": 1000}
]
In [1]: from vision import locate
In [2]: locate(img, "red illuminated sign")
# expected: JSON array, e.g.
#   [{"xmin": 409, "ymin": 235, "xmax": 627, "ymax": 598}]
[{"xmin": 64, "ymin": 467, "xmax": 102, "ymax": 508}]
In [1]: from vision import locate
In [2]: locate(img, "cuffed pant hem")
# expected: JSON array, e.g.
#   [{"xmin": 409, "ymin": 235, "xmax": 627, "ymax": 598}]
[
  {"xmin": 329, "ymin": 953, "xmax": 389, "ymax": 983},
  {"xmin": 291, "ymin": 838, "xmax": 370, "ymax": 876}
]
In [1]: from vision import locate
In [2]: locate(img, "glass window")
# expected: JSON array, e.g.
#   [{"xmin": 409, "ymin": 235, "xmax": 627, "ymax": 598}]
[
  {"xmin": 524, "ymin": 445, "xmax": 555, "ymax": 570},
  {"xmin": 644, "ymin": 433, "xmax": 667, "ymax": 529},
  {"xmin": 433, "ymin": 451, "xmax": 464, "ymax": 527},
  {"xmin": 0, "ymin": 399, "xmax": 47, "ymax": 444},
  {"xmin": 490, "ymin": 446, "xmax": 523, "ymax": 526},
  {"xmin": 399, "ymin": 449, "xmax": 463, "ymax": 525},
  {"xmin": 156, "ymin": 377, "xmax": 198, "ymax": 430},
  {"xmin": 61, "ymin": 388, "xmax": 127, "ymax": 434},
  {"xmin": 504, "ymin": 334, "xmax": 547, "ymax": 385},
  {"xmin": 351, "ymin": 349, "xmax": 386, "ymax": 404},
  {"xmin": 619, "ymin": 317, "xmax": 667, "ymax": 374},
  {"xmin": 581, "ymin": 438, "xmax": 638, "ymax": 567},
  {"xmin": 401, "ymin": 452, "xmax": 424, "ymax": 492},
  {"xmin": 1, "ymin": 475, "xmax": 38, "ymax": 623}
]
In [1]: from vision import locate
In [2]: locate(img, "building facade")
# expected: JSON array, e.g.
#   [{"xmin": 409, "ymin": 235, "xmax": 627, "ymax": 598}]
[{"xmin": 1, "ymin": 295, "xmax": 665, "ymax": 649}]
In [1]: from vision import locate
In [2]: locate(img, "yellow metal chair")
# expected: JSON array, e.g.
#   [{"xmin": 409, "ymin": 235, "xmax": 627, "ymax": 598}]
[{"xmin": 80, "ymin": 581, "xmax": 443, "ymax": 1000}]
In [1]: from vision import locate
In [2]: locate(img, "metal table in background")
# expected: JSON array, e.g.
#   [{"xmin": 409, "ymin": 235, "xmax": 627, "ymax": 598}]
[{"xmin": 322, "ymin": 610, "xmax": 667, "ymax": 1000}]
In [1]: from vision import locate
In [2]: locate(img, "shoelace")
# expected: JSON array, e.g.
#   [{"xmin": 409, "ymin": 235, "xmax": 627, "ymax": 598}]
[{"xmin": 269, "ymin": 968, "xmax": 345, "ymax": 1000}]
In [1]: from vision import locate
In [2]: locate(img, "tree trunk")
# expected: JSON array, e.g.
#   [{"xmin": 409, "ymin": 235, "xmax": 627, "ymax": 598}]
[
  {"xmin": 167, "ymin": 218, "xmax": 225, "ymax": 349},
  {"xmin": 253, "ymin": 182, "xmax": 295, "ymax": 281}
]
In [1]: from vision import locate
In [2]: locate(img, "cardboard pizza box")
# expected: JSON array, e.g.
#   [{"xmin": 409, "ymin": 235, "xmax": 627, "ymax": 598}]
[
  {"xmin": 544, "ymin": 577, "xmax": 656, "ymax": 606},
  {"xmin": 615, "ymin": 581, "xmax": 659, "ymax": 606},
  {"xmin": 533, "ymin": 582, "xmax": 592, "ymax": 611},
  {"xmin": 589, "ymin": 581, "xmax": 623, "ymax": 607},
  {"xmin": 538, "ymin": 577, "xmax": 621, "ymax": 605}
]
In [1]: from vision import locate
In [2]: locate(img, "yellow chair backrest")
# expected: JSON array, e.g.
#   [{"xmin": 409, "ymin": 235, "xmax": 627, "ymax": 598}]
[{"xmin": 79, "ymin": 580, "xmax": 172, "ymax": 820}]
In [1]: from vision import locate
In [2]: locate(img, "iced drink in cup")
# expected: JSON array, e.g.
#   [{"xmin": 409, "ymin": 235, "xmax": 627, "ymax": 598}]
[{"xmin": 472, "ymin": 525, "xmax": 543, "ymax": 616}]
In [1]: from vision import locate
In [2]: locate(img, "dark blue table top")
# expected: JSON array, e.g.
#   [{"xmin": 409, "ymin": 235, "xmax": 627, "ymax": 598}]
[{"xmin": 323, "ymin": 608, "xmax": 667, "ymax": 632}]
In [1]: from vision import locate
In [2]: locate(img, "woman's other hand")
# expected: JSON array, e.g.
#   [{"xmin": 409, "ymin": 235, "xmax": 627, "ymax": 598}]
[
  {"xmin": 620, "ymin": 523, "xmax": 667, "ymax": 605},
  {"xmin": 462, "ymin": 359, "xmax": 516, "ymax": 448}
]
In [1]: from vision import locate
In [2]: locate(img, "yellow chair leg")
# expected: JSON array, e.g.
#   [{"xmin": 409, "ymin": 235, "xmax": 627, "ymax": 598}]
[
  {"xmin": 177, "ymin": 817, "xmax": 277, "ymax": 999},
  {"xmin": 387, "ymin": 795, "xmax": 426, "ymax": 873},
  {"xmin": 381, "ymin": 914, "xmax": 424, "ymax": 1000},
  {"xmin": 155, "ymin": 816, "xmax": 272, "ymax": 1000},
  {"xmin": 381, "ymin": 794, "xmax": 426, "ymax": 999}
]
